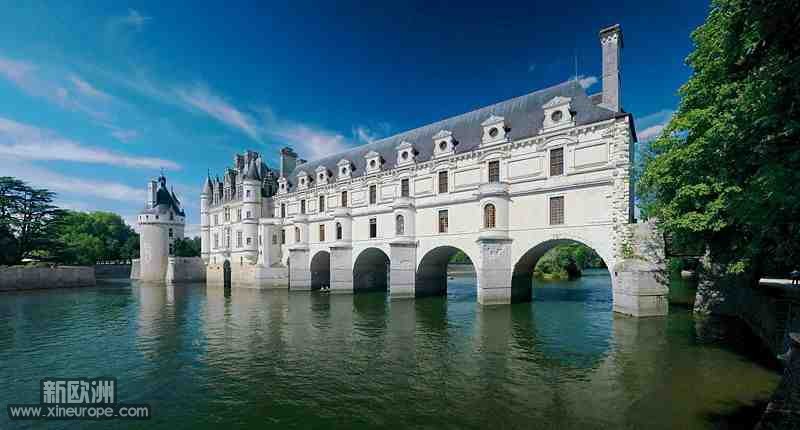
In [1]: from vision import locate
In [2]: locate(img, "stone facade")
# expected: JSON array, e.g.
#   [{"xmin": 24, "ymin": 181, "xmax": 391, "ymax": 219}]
[{"xmin": 200, "ymin": 24, "xmax": 668, "ymax": 316}]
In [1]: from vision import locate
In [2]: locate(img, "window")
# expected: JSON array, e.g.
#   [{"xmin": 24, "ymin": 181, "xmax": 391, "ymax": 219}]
[
  {"xmin": 224, "ymin": 208, "xmax": 230, "ymax": 221},
  {"xmin": 484, "ymin": 204, "xmax": 496, "ymax": 228},
  {"xmin": 246, "ymin": 190, "xmax": 250, "ymax": 198},
  {"xmin": 550, "ymin": 148, "xmax": 564, "ymax": 176},
  {"xmin": 489, "ymin": 127, "xmax": 499, "ymax": 137},
  {"xmin": 237, "ymin": 231, "xmax": 243, "ymax": 248},
  {"xmin": 259, "ymin": 235, "xmax": 262, "ymax": 245},
  {"xmin": 396, "ymin": 214, "xmax": 404, "ymax": 235},
  {"xmin": 225, "ymin": 228, "xmax": 231, "ymax": 248},
  {"xmin": 294, "ymin": 227, "xmax": 300, "ymax": 242},
  {"xmin": 272, "ymin": 234, "xmax": 277, "ymax": 245},
  {"xmin": 237, "ymin": 185, "xmax": 243, "ymax": 200},
  {"xmin": 369, "ymin": 218, "xmax": 377, "ymax": 238},
  {"xmin": 550, "ymin": 196, "xmax": 564, "ymax": 225},
  {"xmin": 368, "ymin": 185, "xmax": 376, "ymax": 204},
  {"xmin": 401, "ymin": 178, "xmax": 409, "ymax": 197},
  {"xmin": 488, "ymin": 160, "xmax": 500, "ymax": 183},
  {"xmin": 341, "ymin": 190, "xmax": 347, "ymax": 207},
  {"xmin": 281, "ymin": 229, "xmax": 286, "ymax": 244},
  {"xmin": 214, "ymin": 214, "xmax": 218, "ymax": 225},
  {"xmin": 300, "ymin": 200, "xmax": 306, "ymax": 214},
  {"xmin": 170, "ymin": 213, "xmax": 174, "ymax": 221},
  {"xmin": 319, "ymin": 224, "xmax": 325, "ymax": 242},
  {"xmin": 246, "ymin": 237, "xmax": 252, "ymax": 246},
  {"xmin": 551, "ymin": 110, "xmax": 563, "ymax": 122},
  {"xmin": 438, "ymin": 210, "xmax": 448, "ymax": 233},
  {"xmin": 281, "ymin": 203, "xmax": 286, "ymax": 218},
  {"xmin": 438, "ymin": 171, "xmax": 448, "ymax": 193},
  {"xmin": 168, "ymin": 228, "xmax": 173, "ymax": 238},
  {"xmin": 214, "ymin": 233, "xmax": 219, "ymax": 249},
  {"xmin": 237, "ymin": 208, "xmax": 242, "ymax": 221},
  {"xmin": 246, "ymin": 211, "xmax": 251, "ymax": 219},
  {"xmin": 169, "ymin": 243, "xmax": 174, "ymax": 255},
  {"xmin": 336, "ymin": 222, "xmax": 342, "ymax": 240},
  {"xmin": 319, "ymin": 195, "xmax": 325, "ymax": 212}
]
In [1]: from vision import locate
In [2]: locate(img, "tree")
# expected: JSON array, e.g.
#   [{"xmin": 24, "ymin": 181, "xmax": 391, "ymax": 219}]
[
  {"xmin": 173, "ymin": 237, "xmax": 201, "ymax": 257},
  {"xmin": 639, "ymin": 0, "xmax": 800, "ymax": 277},
  {"xmin": 55, "ymin": 211, "xmax": 139, "ymax": 265},
  {"xmin": 0, "ymin": 177, "xmax": 66, "ymax": 264}
]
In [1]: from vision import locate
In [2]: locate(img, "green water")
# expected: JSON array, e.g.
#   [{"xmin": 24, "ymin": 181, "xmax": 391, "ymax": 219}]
[{"xmin": 0, "ymin": 270, "xmax": 779, "ymax": 429}]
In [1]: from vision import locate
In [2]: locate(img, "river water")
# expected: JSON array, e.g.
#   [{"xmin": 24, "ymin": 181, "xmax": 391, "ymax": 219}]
[{"xmin": 0, "ymin": 269, "xmax": 780, "ymax": 429}]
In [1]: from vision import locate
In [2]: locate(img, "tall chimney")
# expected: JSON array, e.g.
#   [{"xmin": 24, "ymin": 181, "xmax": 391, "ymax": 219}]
[
  {"xmin": 599, "ymin": 24, "xmax": 622, "ymax": 112},
  {"xmin": 279, "ymin": 147, "xmax": 298, "ymax": 178}
]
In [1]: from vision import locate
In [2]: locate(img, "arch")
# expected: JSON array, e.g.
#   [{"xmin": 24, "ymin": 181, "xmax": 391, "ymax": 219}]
[
  {"xmin": 511, "ymin": 238, "xmax": 611, "ymax": 303},
  {"xmin": 352, "ymin": 247, "xmax": 390, "ymax": 292},
  {"xmin": 483, "ymin": 203, "xmax": 496, "ymax": 228},
  {"xmin": 310, "ymin": 251, "xmax": 330, "ymax": 290},
  {"xmin": 415, "ymin": 245, "xmax": 477, "ymax": 298}
]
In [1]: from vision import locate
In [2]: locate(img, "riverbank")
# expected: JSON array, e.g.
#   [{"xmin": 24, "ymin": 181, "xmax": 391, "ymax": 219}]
[{"xmin": 0, "ymin": 265, "xmax": 95, "ymax": 291}]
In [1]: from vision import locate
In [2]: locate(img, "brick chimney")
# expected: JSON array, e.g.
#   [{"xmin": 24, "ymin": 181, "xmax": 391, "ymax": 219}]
[{"xmin": 599, "ymin": 24, "xmax": 622, "ymax": 112}]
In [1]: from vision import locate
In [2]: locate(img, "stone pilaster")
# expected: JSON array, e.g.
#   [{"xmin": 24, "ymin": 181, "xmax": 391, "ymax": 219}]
[
  {"xmin": 330, "ymin": 243, "xmax": 353, "ymax": 294},
  {"xmin": 476, "ymin": 235, "xmax": 513, "ymax": 305},
  {"xmin": 389, "ymin": 239, "xmax": 417, "ymax": 299},
  {"xmin": 288, "ymin": 245, "xmax": 310, "ymax": 291}
]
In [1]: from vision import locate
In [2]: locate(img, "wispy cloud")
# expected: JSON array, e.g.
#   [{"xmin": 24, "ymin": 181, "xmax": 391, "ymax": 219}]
[
  {"xmin": 69, "ymin": 74, "xmax": 112, "ymax": 101},
  {"xmin": 0, "ymin": 117, "xmax": 180, "ymax": 170},
  {"xmin": 528, "ymin": 63, "xmax": 537, "ymax": 72},
  {"xmin": 121, "ymin": 9, "xmax": 152, "ymax": 30},
  {"xmin": 175, "ymin": 83, "xmax": 261, "ymax": 141},
  {"xmin": 270, "ymin": 122, "xmax": 350, "ymax": 160},
  {"xmin": 577, "ymin": 75, "xmax": 598, "ymax": 89},
  {"xmin": 637, "ymin": 109, "xmax": 674, "ymax": 141}
]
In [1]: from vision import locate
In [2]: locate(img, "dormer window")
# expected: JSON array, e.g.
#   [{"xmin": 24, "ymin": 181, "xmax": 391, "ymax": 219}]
[
  {"xmin": 337, "ymin": 159, "xmax": 352, "ymax": 180},
  {"xmin": 481, "ymin": 115, "xmax": 508, "ymax": 146},
  {"xmin": 395, "ymin": 140, "xmax": 416, "ymax": 167},
  {"xmin": 541, "ymin": 96, "xmax": 575, "ymax": 133},
  {"xmin": 315, "ymin": 166, "xmax": 330, "ymax": 185},
  {"xmin": 432, "ymin": 130, "xmax": 455, "ymax": 158},
  {"xmin": 296, "ymin": 170, "xmax": 310, "ymax": 190},
  {"xmin": 364, "ymin": 150, "xmax": 382, "ymax": 174}
]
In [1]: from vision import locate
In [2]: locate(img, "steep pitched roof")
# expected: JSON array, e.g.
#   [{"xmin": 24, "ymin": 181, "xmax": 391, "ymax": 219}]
[{"xmin": 290, "ymin": 80, "xmax": 623, "ymax": 182}]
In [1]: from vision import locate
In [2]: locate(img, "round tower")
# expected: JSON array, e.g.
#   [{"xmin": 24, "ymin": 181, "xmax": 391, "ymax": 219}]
[
  {"xmin": 138, "ymin": 175, "xmax": 185, "ymax": 282},
  {"xmin": 241, "ymin": 159, "xmax": 261, "ymax": 264},
  {"xmin": 200, "ymin": 175, "xmax": 212, "ymax": 263}
]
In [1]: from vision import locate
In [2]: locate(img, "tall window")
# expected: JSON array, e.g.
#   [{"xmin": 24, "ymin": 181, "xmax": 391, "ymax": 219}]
[
  {"xmin": 272, "ymin": 234, "xmax": 277, "ymax": 245},
  {"xmin": 246, "ymin": 210, "xmax": 251, "ymax": 219},
  {"xmin": 246, "ymin": 189, "xmax": 250, "ymax": 198},
  {"xmin": 336, "ymin": 222, "xmax": 342, "ymax": 240},
  {"xmin": 236, "ymin": 231, "xmax": 243, "ymax": 248},
  {"xmin": 294, "ymin": 227, "xmax": 300, "ymax": 242},
  {"xmin": 550, "ymin": 196, "xmax": 564, "ymax": 225},
  {"xmin": 319, "ymin": 195, "xmax": 325, "ymax": 212},
  {"xmin": 369, "ymin": 218, "xmax": 377, "ymax": 238},
  {"xmin": 246, "ymin": 237, "xmax": 252, "ymax": 246},
  {"xmin": 237, "ymin": 208, "xmax": 242, "ymax": 221},
  {"xmin": 396, "ymin": 214, "xmax": 405, "ymax": 235},
  {"xmin": 300, "ymin": 199, "xmax": 306, "ymax": 214},
  {"xmin": 488, "ymin": 160, "xmax": 500, "ymax": 183},
  {"xmin": 369, "ymin": 185, "xmax": 377, "ymax": 204},
  {"xmin": 550, "ymin": 148, "xmax": 564, "ymax": 176},
  {"xmin": 438, "ymin": 171, "xmax": 448, "ymax": 193},
  {"xmin": 169, "ymin": 243, "xmax": 174, "ymax": 255},
  {"xmin": 401, "ymin": 178, "xmax": 409, "ymax": 197},
  {"xmin": 259, "ymin": 235, "xmax": 262, "ymax": 245},
  {"xmin": 213, "ymin": 233, "xmax": 219, "ymax": 249},
  {"xmin": 438, "ymin": 210, "xmax": 448, "ymax": 233},
  {"xmin": 168, "ymin": 228, "xmax": 173, "ymax": 238},
  {"xmin": 280, "ymin": 203, "xmax": 286, "ymax": 218},
  {"xmin": 319, "ymin": 224, "xmax": 325, "ymax": 242},
  {"xmin": 484, "ymin": 204, "xmax": 496, "ymax": 228},
  {"xmin": 341, "ymin": 190, "xmax": 348, "ymax": 207},
  {"xmin": 225, "ymin": 228, "xmax": 231, "ymax": 248},
  {"xmin": 237, "ymin": 185, "xmax": 243, "ymax": 200},
  {"xmin": 214, "ymin": 214, "xmax": 218, "ymax": 225},
  {"xmin": 281, "ymin": 229, "xmax": 286, "ymax": 244}
]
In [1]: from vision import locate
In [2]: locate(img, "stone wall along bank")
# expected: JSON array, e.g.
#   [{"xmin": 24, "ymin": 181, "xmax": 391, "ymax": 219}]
[{"xmin": 0, "ymin": 266, "xmax": 96, "ymax": 291}]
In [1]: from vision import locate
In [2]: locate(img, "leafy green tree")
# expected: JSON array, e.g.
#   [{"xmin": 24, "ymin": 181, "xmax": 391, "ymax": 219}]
[
  {"xmin": 173, "ymin": 237, "xmax": 201, "ymax": 257},
  {"xmin": 55, "ymin": 211, "xmax": 139, "ymax": 265},
  {"xmin": 0, "ymin": 177, "xmax": 66, "ymax": 264},
  {"xmin": 639, "ymin": 0, "xmax": 800, "ymax": 277}
]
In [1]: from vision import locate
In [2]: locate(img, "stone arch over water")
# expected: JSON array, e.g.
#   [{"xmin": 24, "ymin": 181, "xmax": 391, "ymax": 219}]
[
  {"xmin": 352, "ymin": 247, "xmax": 390, "ymax": 292},
  {"xmin": 415, "ymin": 245, "xmax": 478, "ymax": 298},
  {"xmin": 310, "ymin": 250, "xmax": 330, "ymax": 290}
]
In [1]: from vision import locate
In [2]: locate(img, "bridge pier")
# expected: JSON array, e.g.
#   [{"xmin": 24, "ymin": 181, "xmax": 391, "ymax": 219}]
[
  {"xmin": 330, "ymin": 244, "xmax": 353, "ymax": 293},
  {"xmin": 389, "ymin": 239, "xmax": 417, "ymax": 299},
  {"xmin": 476, "ymin": 235, "xmax": 514, "ymax": 305},
  {"xmin": 289, "ymin": 246, "xmax": 311, "ymax": 291}
]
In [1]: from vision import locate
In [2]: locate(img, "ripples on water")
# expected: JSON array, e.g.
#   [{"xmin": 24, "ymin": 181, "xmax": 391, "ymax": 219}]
[{"xmin": 0, "ymin": 270, "xmax": 779, "ymax": 429}]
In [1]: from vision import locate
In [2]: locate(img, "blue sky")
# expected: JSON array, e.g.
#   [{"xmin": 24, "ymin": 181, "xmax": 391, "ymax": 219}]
[{"xmin": 0, "ymin": 1, "xmax": 709, "ymax": 235}]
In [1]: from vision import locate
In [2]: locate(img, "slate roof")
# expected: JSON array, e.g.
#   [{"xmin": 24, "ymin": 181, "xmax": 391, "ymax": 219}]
[
  {"xmin": 141, "ymin": 176, "xmax": 185, "ymax": 216},
  {"xmin": 289, "ymin": 80, "xmax": 625, "ymax": 183}
]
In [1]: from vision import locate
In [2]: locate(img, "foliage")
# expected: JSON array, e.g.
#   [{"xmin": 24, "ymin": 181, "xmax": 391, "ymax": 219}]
[
  {"xmin": 173, "ymin": 237, "xmax": 201, "ymax": 257},
  {"xmin": 449, "ymin": 250, "xmax": 472, "ymax": 265},
  {"xmin": 639, "ymin": 0, "xmax": 800, "ymax": 277},
  {"xmin": 0, "ymin": 176, "xmax": 66, "ymax": 265},
  {"xmin": 55, "ymin": 211, "xmax": 139, "ymax": 265},
  {"xmin": 534, "ymin": 243, "xmax": 605, "ymax": 279}
]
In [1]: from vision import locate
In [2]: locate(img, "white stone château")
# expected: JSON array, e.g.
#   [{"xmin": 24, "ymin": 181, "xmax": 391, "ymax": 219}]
[{"xmin": 201, "ymin": 24, "xmax": 668, "ymax": 316}]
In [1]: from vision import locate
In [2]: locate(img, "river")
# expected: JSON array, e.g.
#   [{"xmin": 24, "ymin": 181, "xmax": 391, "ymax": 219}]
[{"xmin": 0, "ymin": 268, "xmax": 779, "ymax": 429}]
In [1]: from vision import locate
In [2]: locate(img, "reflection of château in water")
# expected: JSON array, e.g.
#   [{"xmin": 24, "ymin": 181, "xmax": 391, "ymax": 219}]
[{"xmin": 199, "ymin": 24, "xmax": 668, "ymax": 317}]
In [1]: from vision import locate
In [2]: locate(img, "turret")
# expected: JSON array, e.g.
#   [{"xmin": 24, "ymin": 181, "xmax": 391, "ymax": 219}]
[
  {"xmin": 200, "ymin": 174, "xmax": 213, "ymax": 262},
  {"xmin": 137, "ymin": 174, "xmax": 185, "ymax": 282}
]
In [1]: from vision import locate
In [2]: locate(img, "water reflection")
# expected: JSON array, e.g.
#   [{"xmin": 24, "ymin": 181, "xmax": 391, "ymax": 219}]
[{"xmin": 0, "ymin": 272, "xmax": 780, "ymax": 430}]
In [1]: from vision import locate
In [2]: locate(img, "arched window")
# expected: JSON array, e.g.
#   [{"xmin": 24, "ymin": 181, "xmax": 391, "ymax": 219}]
[
  {"xmin": 484, "ymin": 204, "xmax": 496, "ymax": 229},
  {"xmin": 336, "ymin": 222, "xmax": 342, "ymax": 240},
  {"xmin": 294, "ymin": 227, "xmax": 300, "ymax": 242},
  {"xmin": 395, "ymin": 214, "xmax": 405, "ymax": 236}
]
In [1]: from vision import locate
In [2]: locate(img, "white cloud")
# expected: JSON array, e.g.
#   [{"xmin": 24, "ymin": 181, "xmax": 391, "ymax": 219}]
[
  {"xmin": 270, "ymin": 122, "xmax": 350, "ymax": 161},
  {"xmin": 352, "ymin": 125, "xmax": 379, "ymax": 144},
  {"xmin": 0, "ymin": 157, "xmax": 146, "ymax": 203},
  {"xmin": 122, "ymin": 9, "xmax": 151, "ymax": 30},
  {"xmin": 175, "ymin": 84, "xmax": 261, "ymax": 141},
  {"xmin": 0, "ymin": 117, "xmax": 180, "ymax": 170},
  {"xmin": 578, "ymin": 75, "xmax": 598, "ymax": 89},
  {"xmin": 638, "ymin": 124, "xmax": 666, "ymax": 141},
  {"xmin": 69, "ymin": 74, "xmax": 112, "ymax": 100},
  {"xmin": 637, "ymin": 109, "xmax": 675, "ymax": 141},
  {"xmin": 0, "ymin": 56, "xmax": 36, "ymax": 87},
  {"xmin": 109, "ymin": 128, "xmax": 139, "ymax": 142}
]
